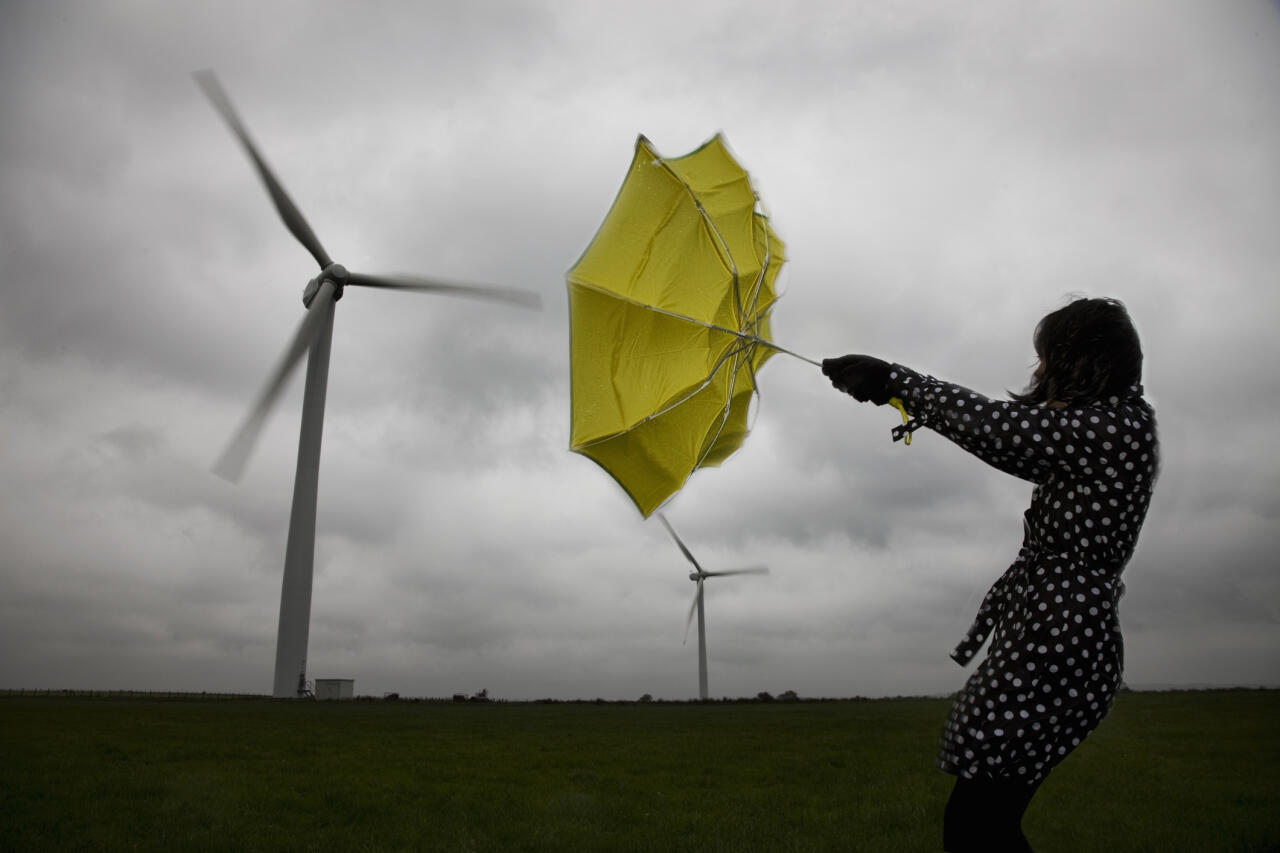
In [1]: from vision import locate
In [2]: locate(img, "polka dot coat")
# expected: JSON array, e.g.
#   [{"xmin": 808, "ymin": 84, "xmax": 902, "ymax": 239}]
[{"xmin": 886, "ymin": 364, "xmax": 1158, "ymax": 784}]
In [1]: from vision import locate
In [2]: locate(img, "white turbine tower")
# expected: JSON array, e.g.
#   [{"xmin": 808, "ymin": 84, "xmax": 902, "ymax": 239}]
[
  {"xmin": 658, "ymin": 514, "xmax": 768, "ymax": 701},
  {"xmin": 195, "ymin": 71, "xmax": 541, "ymax": 698}
]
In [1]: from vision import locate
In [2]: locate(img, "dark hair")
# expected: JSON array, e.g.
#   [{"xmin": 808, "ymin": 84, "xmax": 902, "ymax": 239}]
[{"xmin": 1012, "ymin": 297, "xmax": 1144, "ymax": 406}]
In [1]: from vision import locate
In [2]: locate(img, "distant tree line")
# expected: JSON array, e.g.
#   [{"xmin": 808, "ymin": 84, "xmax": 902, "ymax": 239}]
[{"xmin": 0, "ymin": 689, "xmax": 265, "ymax": 700}]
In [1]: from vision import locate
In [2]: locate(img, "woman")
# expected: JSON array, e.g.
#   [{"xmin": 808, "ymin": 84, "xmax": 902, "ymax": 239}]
[{"xmin": 823, "ymin": 297, "xmax": 1158, "ymax": 852}]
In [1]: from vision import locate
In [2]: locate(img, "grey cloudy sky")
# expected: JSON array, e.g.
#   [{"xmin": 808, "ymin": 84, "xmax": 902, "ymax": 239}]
[{"xmin": 2, "ymin": 0, "xmax": 1277, "ymax": 701}]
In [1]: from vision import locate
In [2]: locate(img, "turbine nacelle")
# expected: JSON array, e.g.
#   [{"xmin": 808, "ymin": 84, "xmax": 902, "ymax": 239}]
[{"xmin": 304, "ymin": 263, "xmax": 348, "ymax": 307}]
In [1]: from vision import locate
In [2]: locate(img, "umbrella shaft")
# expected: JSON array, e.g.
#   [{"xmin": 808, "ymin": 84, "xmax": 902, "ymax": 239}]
[{"xmin": 751, "ymin": 337, "xmax": 820, "ymax": 366}]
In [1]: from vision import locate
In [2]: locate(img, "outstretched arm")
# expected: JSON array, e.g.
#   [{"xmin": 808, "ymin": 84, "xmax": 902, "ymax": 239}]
[
  {"xmin": 824, "ymin": 355, "xmax": 1142, "ymax": 485},
  {"xmin": 887, "ymin": 364, "xmax": 1059, "ymax": 482}
]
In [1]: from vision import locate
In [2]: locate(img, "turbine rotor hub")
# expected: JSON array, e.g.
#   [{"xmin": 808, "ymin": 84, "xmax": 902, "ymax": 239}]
[{"xmin": 303, "ymin": 262, "xmax": 349, "ymax": 307}]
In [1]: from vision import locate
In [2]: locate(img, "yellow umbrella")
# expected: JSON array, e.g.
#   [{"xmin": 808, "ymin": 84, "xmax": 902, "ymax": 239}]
[{"xmin": 567, "ymin": 134, "xmax": 803, "ymax": 517}]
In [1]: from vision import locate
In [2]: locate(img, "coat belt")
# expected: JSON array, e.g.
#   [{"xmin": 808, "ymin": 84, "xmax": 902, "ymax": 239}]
[
  {"xmin": 951, "ymin": 518, "xmax": 1037, "ymax": 666},
  {"xmin": 950, "ymin": 559, "xmax": 1023, "ymax": 666},
  {"xmin": 949, "ymin": 521, "xmax": 1124, "ymax": 666}
]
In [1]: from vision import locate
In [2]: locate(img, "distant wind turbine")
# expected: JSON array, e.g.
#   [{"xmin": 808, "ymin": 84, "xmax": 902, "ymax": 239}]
[
  {"xmin": 194, "ymin": 70, "xmax": 541, "ymax": 699},
  {"xmin": 658, "ymin": 514, "xmax": 768, "ymax": 700}
]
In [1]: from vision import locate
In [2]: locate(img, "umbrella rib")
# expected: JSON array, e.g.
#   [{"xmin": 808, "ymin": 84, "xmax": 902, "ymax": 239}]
[
  {"xmin": 741, "ymin": 215, "xmax": 792, "ymax": 358},
  {"xmin": 689, "ymin": 349, "xmax": 742, "ymax": 470},
  {"xmin": 568, "ymin": 278, "xmax": 817, "ymax": 366},
  {"xmin": 743, "ymin": 215, "xmax": 773, "ymax": 323},
  {"xmin": 571, "ymin": 335, "xmax": 756, "ymax": 450},
  {"xmin": 744, "ymin": 343, "xmax": 764, "ymax": 436},
  {"xmin": 566, "ymin": 279, "xmax": 750, "ymax": 342},
  {"xmin": 649, "ymin": 152, "xmax": 746, "ymax": 323}
]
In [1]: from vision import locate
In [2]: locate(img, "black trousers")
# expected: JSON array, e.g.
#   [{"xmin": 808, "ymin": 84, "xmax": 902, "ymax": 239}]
[{"xmin": 943, "ymin": 775, "xmax": 1041, "ymax": 853}]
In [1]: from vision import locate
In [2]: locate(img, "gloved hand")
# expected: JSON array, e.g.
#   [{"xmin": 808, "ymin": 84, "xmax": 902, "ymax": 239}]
[{"xmin": 822, "ymin": 354, "xmax": 892, "ymax": 405}]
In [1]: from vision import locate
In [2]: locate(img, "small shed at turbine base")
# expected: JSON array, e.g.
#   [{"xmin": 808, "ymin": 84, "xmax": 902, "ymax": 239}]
[{"xmin": 314, "ymin": 679, "xmax": 354, "ymax": 701}]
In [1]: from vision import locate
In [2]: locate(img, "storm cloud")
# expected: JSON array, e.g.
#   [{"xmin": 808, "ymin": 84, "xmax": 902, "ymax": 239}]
[{"xmin": 1, "ymin": 0, "xmax": 1277, "ymax": 700}]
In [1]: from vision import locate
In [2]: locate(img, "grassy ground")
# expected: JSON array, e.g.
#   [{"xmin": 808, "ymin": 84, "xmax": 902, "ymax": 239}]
[{"xmin": 1, "ymin": 690, "xmax": 1276, "ymax": 852}]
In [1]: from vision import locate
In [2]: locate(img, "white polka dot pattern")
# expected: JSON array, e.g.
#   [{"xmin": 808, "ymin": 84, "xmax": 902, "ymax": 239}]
[{"xmin": 887, "ymin": 364, "xmax": 1158, "ymax": 783}]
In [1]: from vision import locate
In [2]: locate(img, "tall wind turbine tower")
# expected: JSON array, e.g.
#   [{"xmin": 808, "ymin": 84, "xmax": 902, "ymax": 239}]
[
  {"xmin": 658, "ymin": 514, "xmax": 768, "ymax": 700},
  {"xmin": 195, "ymin": 71, "xmax": 540, "ymax": 698}
]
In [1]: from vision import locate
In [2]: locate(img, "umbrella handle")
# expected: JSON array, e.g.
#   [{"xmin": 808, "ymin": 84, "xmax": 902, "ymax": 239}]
[{"xmin": 889, "ymin": 397, "xmax": 913, "ymax": 446}]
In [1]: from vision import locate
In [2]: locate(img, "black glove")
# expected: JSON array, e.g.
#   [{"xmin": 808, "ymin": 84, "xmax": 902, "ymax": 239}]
[{"xmin": 822, "ymin": 354, "xmax": 892, "ymax": 405}]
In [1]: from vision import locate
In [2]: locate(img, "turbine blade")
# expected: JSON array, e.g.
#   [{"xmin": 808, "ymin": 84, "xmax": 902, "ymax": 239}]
[
  {"xmin": 346, "ymin": 272, "xmax": 541, "ymax": 310},
  {"xmin": 702, "ymin": 566, "xmax": 770, "ymax": 578},
  {"xmin": 683, "ymin": 581, "xmax": 702, "ymax": 645},
  {"xmin": 213, "ymin": 281, "xmax": 335, "ymax": 481},
  {"xmin": 193, "ymin": 69, "xmax": 332, "ymax": 270},
  {"xmin": 658, "ymin": 512, "xmax": 703, "ymax": 573}
]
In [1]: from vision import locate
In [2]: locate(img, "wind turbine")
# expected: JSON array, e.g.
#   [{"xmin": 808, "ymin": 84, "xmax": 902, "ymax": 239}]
[
  {"xmin": 658, "ymin": 514, "xmax": 768, "ymax": 700},
  {"xmin": 194, "ymin": 70, "xmax": 541, "ymax": 698}
]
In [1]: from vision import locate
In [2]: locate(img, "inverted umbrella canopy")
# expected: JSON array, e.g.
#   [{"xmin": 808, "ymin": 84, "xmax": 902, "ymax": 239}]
[{"xmin": 567, "ymin": 134, "xmax": 787, "ymax": 517}]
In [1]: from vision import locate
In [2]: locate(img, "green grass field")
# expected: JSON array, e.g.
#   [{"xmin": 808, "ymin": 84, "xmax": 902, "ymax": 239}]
[{"xmin": 1, "ymin": 690, "xmax": 1276, "ymax": 852}]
